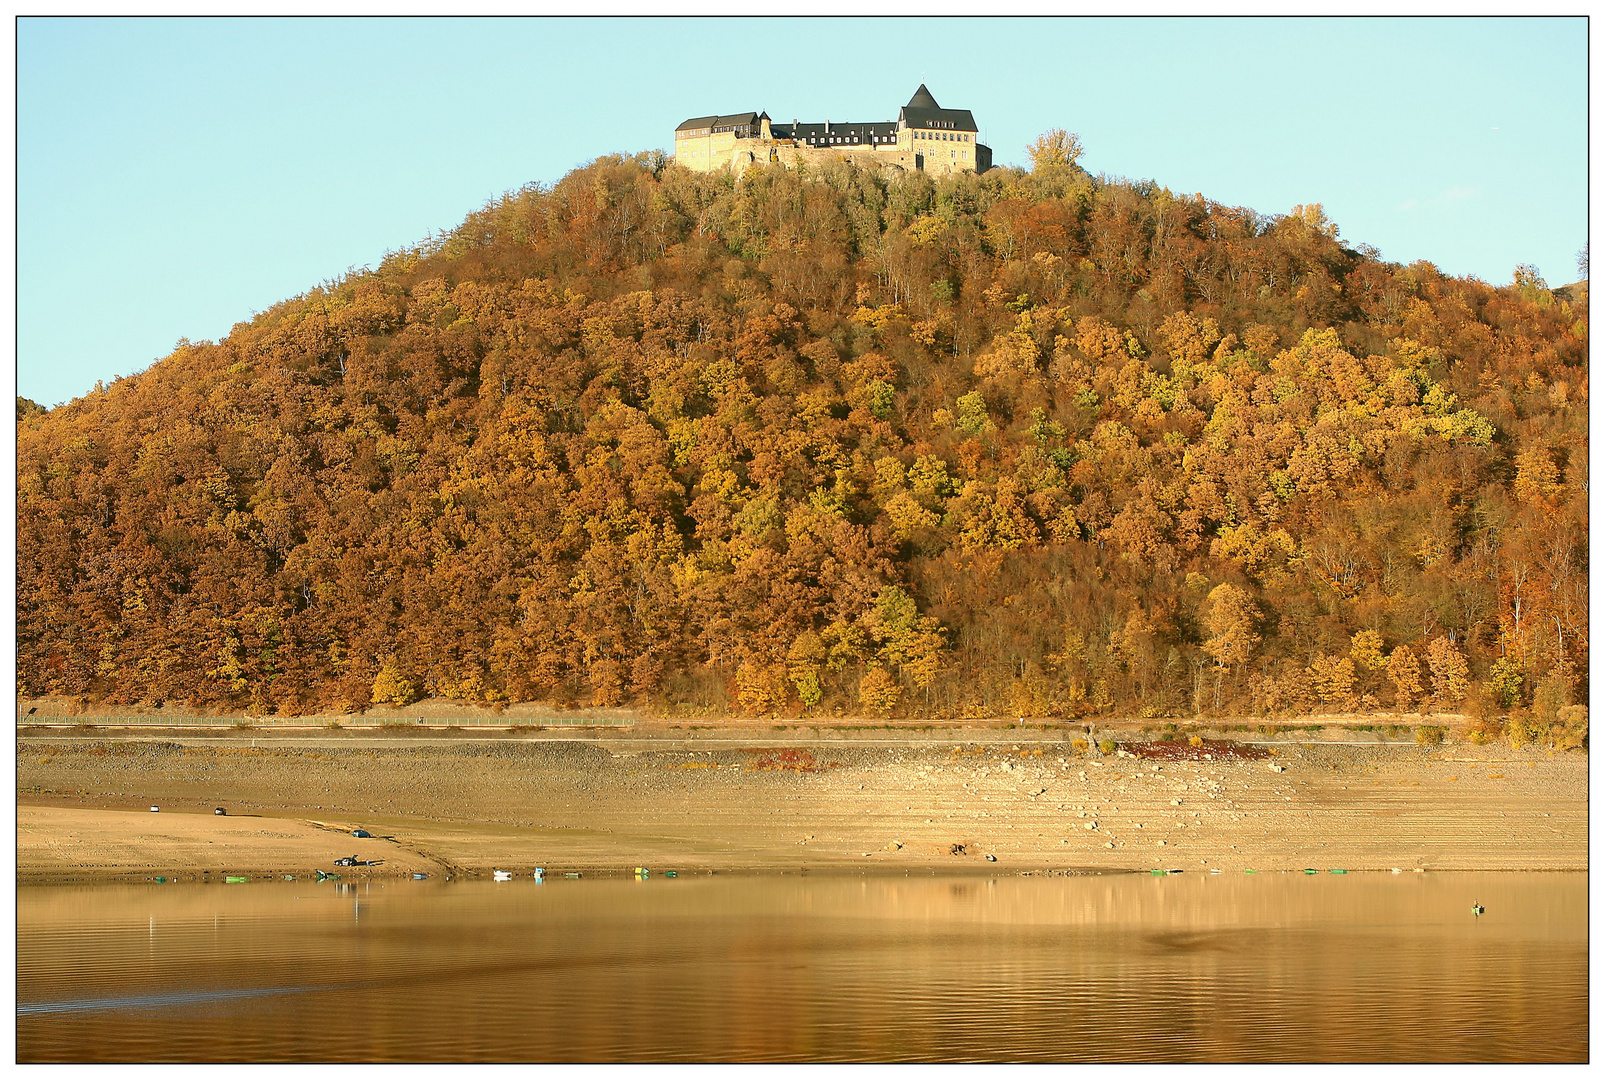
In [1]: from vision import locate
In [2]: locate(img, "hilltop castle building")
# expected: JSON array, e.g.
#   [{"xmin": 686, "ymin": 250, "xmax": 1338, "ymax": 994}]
[{"xmin": 675, "ymin": 85, "xmax": 992, "ymax": 178}]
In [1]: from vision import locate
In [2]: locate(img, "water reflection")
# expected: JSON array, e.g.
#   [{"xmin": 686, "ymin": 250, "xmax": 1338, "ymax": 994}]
[{"xmin": 18, "ymin": 872, "xmax": 1586, "ymax": 1062}]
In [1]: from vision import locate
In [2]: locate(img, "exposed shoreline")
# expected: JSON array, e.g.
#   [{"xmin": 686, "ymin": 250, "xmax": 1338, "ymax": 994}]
[
  {"xmin": 17, "ymin": 731, "xmax": 1585, "ymax": 885},
  {"xmin": 14, "ymin": 692, "xmax": 1478, "ymax": 733}
]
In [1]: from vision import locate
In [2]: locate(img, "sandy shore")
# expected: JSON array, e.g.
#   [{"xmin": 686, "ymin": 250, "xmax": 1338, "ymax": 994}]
[{"xmin": 16, "ymin": 731, "xmax": 1586, "ymax": 882}]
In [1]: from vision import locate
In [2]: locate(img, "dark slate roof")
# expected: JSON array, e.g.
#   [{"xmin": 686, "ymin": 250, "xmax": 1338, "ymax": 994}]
[
  {"xmin": 897, "ymin": 84, "xmax": 976, "ymax": 131},
  {"xmin": 676, "ymin": 112, "xmax": 760, "ymax": 133},
  {"xmin": 681, "ymin": 87, "xmax": 975, "ymax": 141},
  {"xmin": 777, "ymin": 120, "xmax": 900, "ymax": 143},
  {"xmin": 900, "ymin": 105, "xmax": 977, "ymax": 131}
]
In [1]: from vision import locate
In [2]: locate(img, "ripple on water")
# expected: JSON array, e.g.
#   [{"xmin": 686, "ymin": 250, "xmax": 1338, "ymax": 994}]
[{"xmin": 18, "ymin": 872, "xmax": 1587, "ymax": 1062}]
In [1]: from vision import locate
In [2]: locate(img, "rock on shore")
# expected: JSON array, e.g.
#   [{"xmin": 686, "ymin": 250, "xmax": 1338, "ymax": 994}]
[{"xmin": 16, "ymin": 734, "xmax": 1587, "ymax": 881}]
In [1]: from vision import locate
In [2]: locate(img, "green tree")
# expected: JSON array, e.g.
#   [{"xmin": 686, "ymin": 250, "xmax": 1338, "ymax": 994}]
[
  {"xmin": 1485, "ymin": 657, "xmax": 1524, "ymax": 708},
  {"xmin": 787, "ymin": 631, "xmax": 826, "ymax": 710}
]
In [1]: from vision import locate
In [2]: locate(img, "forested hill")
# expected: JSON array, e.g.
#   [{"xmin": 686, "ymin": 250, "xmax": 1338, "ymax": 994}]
[{"xmin": 16, "ymin": 146, "xmax": 1588, "ymax": 739}]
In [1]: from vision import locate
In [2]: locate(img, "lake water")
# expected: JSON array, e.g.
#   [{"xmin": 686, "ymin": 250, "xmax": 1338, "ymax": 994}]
[{"xmin": 17, "ymin": 871, "xmax": 1585, "ymax": 1062}]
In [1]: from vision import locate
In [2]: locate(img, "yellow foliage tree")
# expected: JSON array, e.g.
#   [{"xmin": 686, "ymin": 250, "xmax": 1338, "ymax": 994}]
[
  {"xmin": 858, "ymin": 667, "xmax": 902, "ymax": 716},
  {"xmin": 1027, "ymin": 128, "xmax": 1084, "ymax": 171},
  {"xmin": 1350, "ymin": 629, "xmax": 1388, "ymax": 671},
  {"xmin": 1387, "ymin": 647, "xmax": 1423, "ymax": 713},
  {"xmin": 1425, "ymin": 637, "xmax": 1470, "ymax": 711},
  {"xmin": 883, "ymin": 490, "xmax": 940, "ymax": 541},
  {"xmin": 371, "ymin": 655, "xmax": 418, "ymax": 707},
  {"xmin": 1512, "ymin": 448, "xmax": 1561, "ymax": 504},
  {"xmin": 735, "ymin": 660, "xmax": 788, "ymax": 714},
  {"xmin": 1307, "ymin": 653, "xmax": 1357, "ymax": 709},
  {"xmin": 1201, "ymin": 584, "xmax": 1261, "ymax": 670}
]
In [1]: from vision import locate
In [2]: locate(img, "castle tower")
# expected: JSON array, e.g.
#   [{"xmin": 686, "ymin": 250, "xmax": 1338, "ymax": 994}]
[{"xmin": 895, "ymin": 84, "xmax": 983, "ymax": 175}]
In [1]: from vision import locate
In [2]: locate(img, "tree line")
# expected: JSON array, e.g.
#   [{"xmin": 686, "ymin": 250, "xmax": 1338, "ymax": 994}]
[{"xmin": 16, "ymin": 138, "xmax": 1588, "ymax": 746}]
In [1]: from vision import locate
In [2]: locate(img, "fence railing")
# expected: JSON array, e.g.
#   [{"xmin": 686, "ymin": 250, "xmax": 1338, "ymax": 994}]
[{"xmin": 17, "ymin": 715, "xmax": 634, "ymax": 729}]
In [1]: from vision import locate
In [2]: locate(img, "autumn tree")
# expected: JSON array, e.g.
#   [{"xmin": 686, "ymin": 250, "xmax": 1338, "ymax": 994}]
[
  {"xmin": 1027, "ymin": 129, "xmax": 1084, "ymax": 171},
  {"xmin": 1387, "ymin": 647, "xmax": 1424, "ymax": 714},
  {"xmin": 1201, "ymin": 584, "xmax": 1260, "ymax": 670},
  {"xmin": 13, "ymin": 148, "xmax": 1585, "ymax": 724},
  {"xmin": 371, "ymin": 656, "xmax": 418, "ymax": 707},
  {"xmin": 1425, "ymin": 636, "xmax": 1470, "ymax": 712}
]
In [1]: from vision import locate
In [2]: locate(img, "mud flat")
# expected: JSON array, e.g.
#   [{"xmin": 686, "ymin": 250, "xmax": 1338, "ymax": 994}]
[{"xmin": 16, "ymin": 734, "xmax": 1586, "ymax": 882}]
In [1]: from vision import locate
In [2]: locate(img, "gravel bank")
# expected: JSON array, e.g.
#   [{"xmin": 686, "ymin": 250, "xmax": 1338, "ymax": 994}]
[{"xmin": 17, "ymin": 735, "xmax": 1586, "ymax": 882}]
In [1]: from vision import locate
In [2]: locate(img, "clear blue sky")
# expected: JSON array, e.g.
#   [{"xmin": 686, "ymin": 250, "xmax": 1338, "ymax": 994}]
[{"xmin": 18, "ymin": 16, "xmax": 1587, "ymax": 408}]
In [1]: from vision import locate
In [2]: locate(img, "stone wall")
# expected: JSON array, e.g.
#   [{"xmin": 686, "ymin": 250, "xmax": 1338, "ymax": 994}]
[{"xmin": 674, "ymin": 137, "xmax": 980, "ymax": 179}]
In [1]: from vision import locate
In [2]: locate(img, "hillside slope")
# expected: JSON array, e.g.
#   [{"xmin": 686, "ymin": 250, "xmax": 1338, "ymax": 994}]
[{"xmin": 16, "ymin": 151, "xmax": 1588, "ymax": 737}]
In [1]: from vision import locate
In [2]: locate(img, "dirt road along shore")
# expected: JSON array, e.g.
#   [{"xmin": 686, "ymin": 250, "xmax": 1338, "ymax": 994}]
[{"xmin": 16, "ymin": 732, "xmax": 1585, "ymax": 882}]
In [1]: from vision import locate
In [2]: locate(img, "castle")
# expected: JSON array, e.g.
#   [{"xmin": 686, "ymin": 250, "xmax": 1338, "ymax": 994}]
[{"xmin": 675, "ymin": 85, "xmax": 992, "ymax": 178}]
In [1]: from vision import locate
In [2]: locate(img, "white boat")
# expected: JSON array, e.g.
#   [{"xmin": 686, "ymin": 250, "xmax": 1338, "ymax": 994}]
[{"xmin": 493, "ymin": 870, "xmax": 513, "ymax": 882}]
